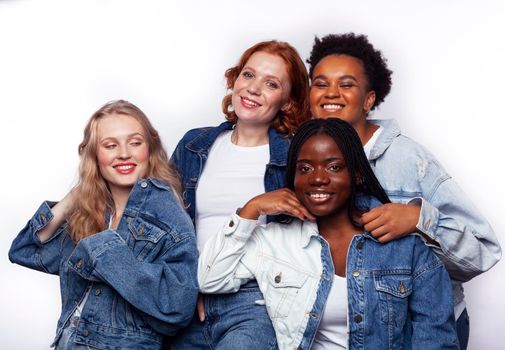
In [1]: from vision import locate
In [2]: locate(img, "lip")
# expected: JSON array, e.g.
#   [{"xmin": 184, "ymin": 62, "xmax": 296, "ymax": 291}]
[
  {"xmin": 240, "ymin": 96, "xmax": 262, "ymax": 109},
  {"xmin": 113, "ymin": 162, "xmax": 137, "ymax": 175},
  {"xmin": 305, "ymin": 191, "xmax": 334, "ymax": 204},
  {"xmin": 320, "ymin": 103, "xmax": 344, "ymax": 112}
]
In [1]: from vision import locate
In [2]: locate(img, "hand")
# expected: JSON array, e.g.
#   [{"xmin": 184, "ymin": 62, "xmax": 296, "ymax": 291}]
[
  {"xmin": 238, "ymin": 189, "xmax": 315, "ymax": 222},
  {"xmin": 197, "ymin": 294, "xmax": 205, "ymax": 322},
  {"xmin": 358, "ymin": 203, "xmax": 420, "ymax": 243}
]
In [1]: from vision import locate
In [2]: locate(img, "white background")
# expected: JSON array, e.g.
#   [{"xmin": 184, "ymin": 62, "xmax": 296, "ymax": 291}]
[{"xmin": 1, "ymin": 0, "xmax": 504, "ymax": 348}]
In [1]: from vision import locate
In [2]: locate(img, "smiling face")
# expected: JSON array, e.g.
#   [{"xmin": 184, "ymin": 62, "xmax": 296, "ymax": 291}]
[
  {"xmin": 96, "ymin": 113, "xmax": 149, "ymax": 196},
  {"xmin": 294, "ymin": 133, "xmax": 352, "ymax": 218},
  {"xmin": 231, "ymin": 51, "xmax": 291, "ymax": 129},
  {"xmin": 310, "ymin": 55, "xmax": 375, "ymax": 126}
]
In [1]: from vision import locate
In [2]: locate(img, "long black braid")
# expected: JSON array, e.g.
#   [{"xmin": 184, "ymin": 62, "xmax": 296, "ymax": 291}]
[{"xmin": 285, "ymin": 118, "xmax": 390, "ymax": 227}]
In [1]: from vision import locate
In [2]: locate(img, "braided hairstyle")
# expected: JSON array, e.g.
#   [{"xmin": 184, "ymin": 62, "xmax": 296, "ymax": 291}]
[{"xmin": 285, "ymin": 118, "xmax": 390, "ymax": 226}]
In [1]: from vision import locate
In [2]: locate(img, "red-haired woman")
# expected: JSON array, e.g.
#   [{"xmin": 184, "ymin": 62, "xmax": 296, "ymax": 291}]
[{"xmin": 170, "ymin": 41, "xmax": 311, "ymax": 349}]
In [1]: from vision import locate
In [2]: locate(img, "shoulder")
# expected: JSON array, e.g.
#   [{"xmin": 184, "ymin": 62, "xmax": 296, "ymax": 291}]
[
  {"xmin": 130, "ymin": 178, "xmax": 194, "ymax": 233},
  {"xmin": 177, "ymin": 126, "xmax": 217, "ymax": 145}
]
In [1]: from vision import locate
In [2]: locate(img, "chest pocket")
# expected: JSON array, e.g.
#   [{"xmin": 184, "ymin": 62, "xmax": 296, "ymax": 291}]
[
  {"xmin": 261, "ymin": 263, "xmax": 309, "ymax": 318},
  {"xmin": 374, "ymin": 274, "xmax": 412, "ymax": 328},
  {"xmin": 127, "ymin": 217, "xmax": 168, "ymax": 262}
]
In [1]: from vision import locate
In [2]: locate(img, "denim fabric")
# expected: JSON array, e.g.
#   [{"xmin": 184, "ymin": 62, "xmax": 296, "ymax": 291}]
[
  {"xmin": 171, "ymin": 281, "xmax": 278, "ymax": 350},
  {"xmin": 9, "ymin": 178, "xmax": 199, "ymax": 349},
  {"xmin": 170, "ymin": 121, "xmax": 290, "ymax": 224},
  {"xmin": 456, "ymin": 308, "xmax": 469, "ymax": 350},
  {"xmin": 55, "ymin": 317, "xmax": 91, "ymax": 350},
  {"xmin": 170, "ymin": 122, "xmax": 287, "ymax": 348},
  {"xmin": 199, "ymin": 195, "xmax": 459, "ymax": 349},
  {"xmin": 369, "ymin": 119, "xmax": 501, "ymax": 307}
]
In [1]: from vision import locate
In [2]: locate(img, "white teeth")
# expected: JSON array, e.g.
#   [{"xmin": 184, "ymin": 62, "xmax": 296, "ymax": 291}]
[
  {"xmin": 309, "ymin": 193, "xmax": 330, "ymax": 199},
  {"xmin": 116, "ymin": 165, "xmax": 134, "ymax": 170},
  {"xmin": 242, "ymin": 98, "xmax": 259, "ymax": 107},
  {"xmin": 323, "ymin": 104, "xmax": 343, "ymax": 110}
]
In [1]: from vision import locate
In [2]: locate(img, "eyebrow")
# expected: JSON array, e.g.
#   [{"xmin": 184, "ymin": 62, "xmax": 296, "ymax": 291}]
[
  {"xmin": 296, "ymin": 157, "xmax": 343, "ymax": 163},
  {"xmin": 100, "ymin": 133, "xmax": 145, "ymax": 143},
  {"xmin": 312, "ymin": 74, "xmax": 358, "ymax": 82},
  {"xmin": 243, "ymin": 66, "xmax": 282, "ymax": 83}
]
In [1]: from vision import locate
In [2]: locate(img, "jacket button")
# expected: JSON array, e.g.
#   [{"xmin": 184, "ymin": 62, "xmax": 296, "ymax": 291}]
[
  {"xmin": 82, "ymin": 329, "xmax": 89, "ymax": 337},
  {"xmin": 352, "ymin": 270, "xmax": 360, "ymax": 277},
  {"xmin": 356, "ymin": 241, "xmax": 364, "ymax": 249},
  {"xmin": 354, "ymin": 314, "xmax": 363, "ymax": 323},
  {"xmin": 39, "ymin": 213, "xmax": 47, "ymax": 222},
  {"xmin": 95, "ymin": 289, "xmax": 101, "ymax": 296},
  {"xmin": 76, "ymin": 259, "xmax": 84, "ymax": 268},
  {"xmin": 140, "ymin": 181, "xmax": 148, "ymax": 188},
  {"xmin": 228, "ymin": 220, "xmax": 234, "ymax": 227},
  {"xmin": 274, "ymin": 273, "xmax": 282, "ymax": 283}
]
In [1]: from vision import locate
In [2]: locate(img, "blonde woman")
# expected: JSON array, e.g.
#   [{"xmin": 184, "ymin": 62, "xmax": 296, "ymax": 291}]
[{"xmin": 9, "ymin": 100, "xmax": 198, "ymax": 350}]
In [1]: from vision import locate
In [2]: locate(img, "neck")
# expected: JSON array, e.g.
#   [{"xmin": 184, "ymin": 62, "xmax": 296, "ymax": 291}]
[
  {"xmin": 109, "ymin": 186, "xmax": 132, "ymax": 228},
  {"xmin": 317, "ymin": 208, "xmax": 360, "ymax": 241},
  {"xmin": 352, "ymin": 119, "xmax": 379, "ymax": 146},
  {"xmin": 232, "ymin": 121, "xmax": 270, "ymax": 146}
]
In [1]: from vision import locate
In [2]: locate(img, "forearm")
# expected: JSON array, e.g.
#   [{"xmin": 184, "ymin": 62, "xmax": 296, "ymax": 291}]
[
  {"xmin": 69, "ymin": 230, "xmax": 199, "ymax": 328},
  {"xmin": 9, "ymin": 201, "xmax": 67, "ymax": 274},
  {"xmin": 37, "ymin": 192, "xmax": 74, "ymax": 242},
  {"xmin": 411, "ymin": 180, "xmax": 501, "ymax": 281},
  {"xmin": 198, "ymin": 213, "xmax": 257, "ymax": 293}
]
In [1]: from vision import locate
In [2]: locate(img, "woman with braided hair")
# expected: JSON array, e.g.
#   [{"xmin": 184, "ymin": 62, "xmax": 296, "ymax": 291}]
[
  {"xmin": 198, "ymin": 118, "xmax": 459, "ymax": 349},
  {"xmin": 307, "ymin": 32, "xmax": 501, "ymax": 349}
]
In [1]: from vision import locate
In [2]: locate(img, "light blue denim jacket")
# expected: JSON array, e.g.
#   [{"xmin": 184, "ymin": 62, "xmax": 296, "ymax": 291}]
[
  {"xmin": 369, "ymin": 119, "xmax": 501, "ymax": 307},
  {"xmin": 9, "ymin": 178, "xmax": 199, "ymax": 349},
  {"xmin": 199, "ymin": 195, "xmax": 459, "ymax": 349}
]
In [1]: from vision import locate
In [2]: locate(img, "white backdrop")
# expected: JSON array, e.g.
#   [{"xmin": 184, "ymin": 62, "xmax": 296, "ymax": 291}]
[{"xmin": 1, "ymin": 1, "xmax": 504, "ymax": 349}]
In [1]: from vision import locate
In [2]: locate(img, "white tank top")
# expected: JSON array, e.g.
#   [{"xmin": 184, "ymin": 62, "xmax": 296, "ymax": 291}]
[{"xmin": 312, "ymin": 274, "xmax": 348, "ymax": 349}]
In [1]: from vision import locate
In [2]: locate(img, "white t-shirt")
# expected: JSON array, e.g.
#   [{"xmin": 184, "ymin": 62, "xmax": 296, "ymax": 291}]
[
  {"xmin": 312, "ymin": 274, "xmax": 348, "ymax": 349},
  {"xmin": 363, "ymin": 125, "xmax": 384, "ymax": 158},
  {"xmin": 195, "ymin": 130, "xmax": 269, "ymax": 251}
]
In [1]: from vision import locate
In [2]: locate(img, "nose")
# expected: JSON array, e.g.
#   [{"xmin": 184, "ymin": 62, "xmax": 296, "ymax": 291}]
[
  {"xmin": 325, "ymin": 83, "xmax": 340, "ymax": 98},
  {"xmin": 247, "ymin": 79, "xmax": 261, "ymax": 96},
  {"xmin": 309, "ymin": 167, "xmax": 330, "ymax": 186},
  {"xmin": 117, "ymin": 144, "xmax": 131, "ymax": 160}
]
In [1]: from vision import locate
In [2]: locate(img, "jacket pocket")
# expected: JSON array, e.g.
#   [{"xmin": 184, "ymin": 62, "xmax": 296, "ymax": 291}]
[
  {"xmin": 127, "ymin": 217, "xmax": 168, "ymax": 261},
  {"xmin": 262, "ymin": 264, "xmax": 309, "ymax": 318},
  {"xmin": 374, "ymin": 274, "xmax": 412, "ymax": 328}
]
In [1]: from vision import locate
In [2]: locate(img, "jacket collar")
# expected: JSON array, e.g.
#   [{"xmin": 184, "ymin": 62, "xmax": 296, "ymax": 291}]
[
  {"xmin": 185, "ymin": 121, "xmax": 234, "ymax": 154},
  {"xmin": 184, "ymin": 121, "xmax": 289, "ymax": 166},
  {"xmin": 368, "ymin": 119, "xmax": 401, "ymax": 161}
]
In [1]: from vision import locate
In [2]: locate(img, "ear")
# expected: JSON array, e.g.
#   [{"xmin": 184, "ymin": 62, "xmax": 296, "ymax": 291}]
[{"xmin": 363, "ymin": 90, "xmax": 376, "ymax": 114}]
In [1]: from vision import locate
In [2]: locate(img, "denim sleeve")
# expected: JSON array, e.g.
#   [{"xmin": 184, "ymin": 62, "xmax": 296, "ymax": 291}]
[
  {"xmin": 67, "ymin": 227, "xmax": 199, "ymax": 333},
  {"xmin": 9, "ymin": 201, "xmax": 70, "ymax": 275},
  {"xmin": 198, "ymin": 213, "xmax": 259, "ymax": 293},
  {"xmin": 408, "ymin": 171, "xmax": 501, "ymax": 282},
  {"xmin": 409, "ymin": 239, "xmax": 459, "ymax": 350}
]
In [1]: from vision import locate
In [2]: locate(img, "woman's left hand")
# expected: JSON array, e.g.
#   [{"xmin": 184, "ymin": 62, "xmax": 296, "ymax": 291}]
[{"xmin": 357, "ymin": 203, "xmax": 421, "ymax": 243}]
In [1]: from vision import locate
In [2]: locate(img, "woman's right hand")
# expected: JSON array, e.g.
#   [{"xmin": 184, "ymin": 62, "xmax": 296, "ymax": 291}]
[{"xmin": 238, "ymin": 189, "xmax": 315, "ymax": 222}]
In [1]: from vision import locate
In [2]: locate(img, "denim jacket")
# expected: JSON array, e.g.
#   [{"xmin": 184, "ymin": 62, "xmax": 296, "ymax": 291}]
[
  {"xmin": 9, "ymin": 178, "xmax": 199, "ymax": 350},
  {"xmin": 198, "ymin": 196, "xmax": 459, "ymax": 350},
  {"xmin": 170, "ymin": 121, "xmax": 290, "ymax": 223},
  {"xmin": 369, "ymin": 119, "xmax": 501, "ymax": 306}
]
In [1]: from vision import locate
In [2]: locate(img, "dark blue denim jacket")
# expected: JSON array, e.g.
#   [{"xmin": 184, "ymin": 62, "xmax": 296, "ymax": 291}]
[
  {"xmin": 9, "ymin": 178, "xmax": 199, "ymax": 350},
  {"xmin": 171, "ymin": 121, "xmax": 290, "ymax": 223}
]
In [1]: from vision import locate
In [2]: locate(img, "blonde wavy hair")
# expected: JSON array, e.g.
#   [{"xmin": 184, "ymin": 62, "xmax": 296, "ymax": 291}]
[{"xmin": 68, "ymin": 100, "xmax": 182, "ymax": 242}]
